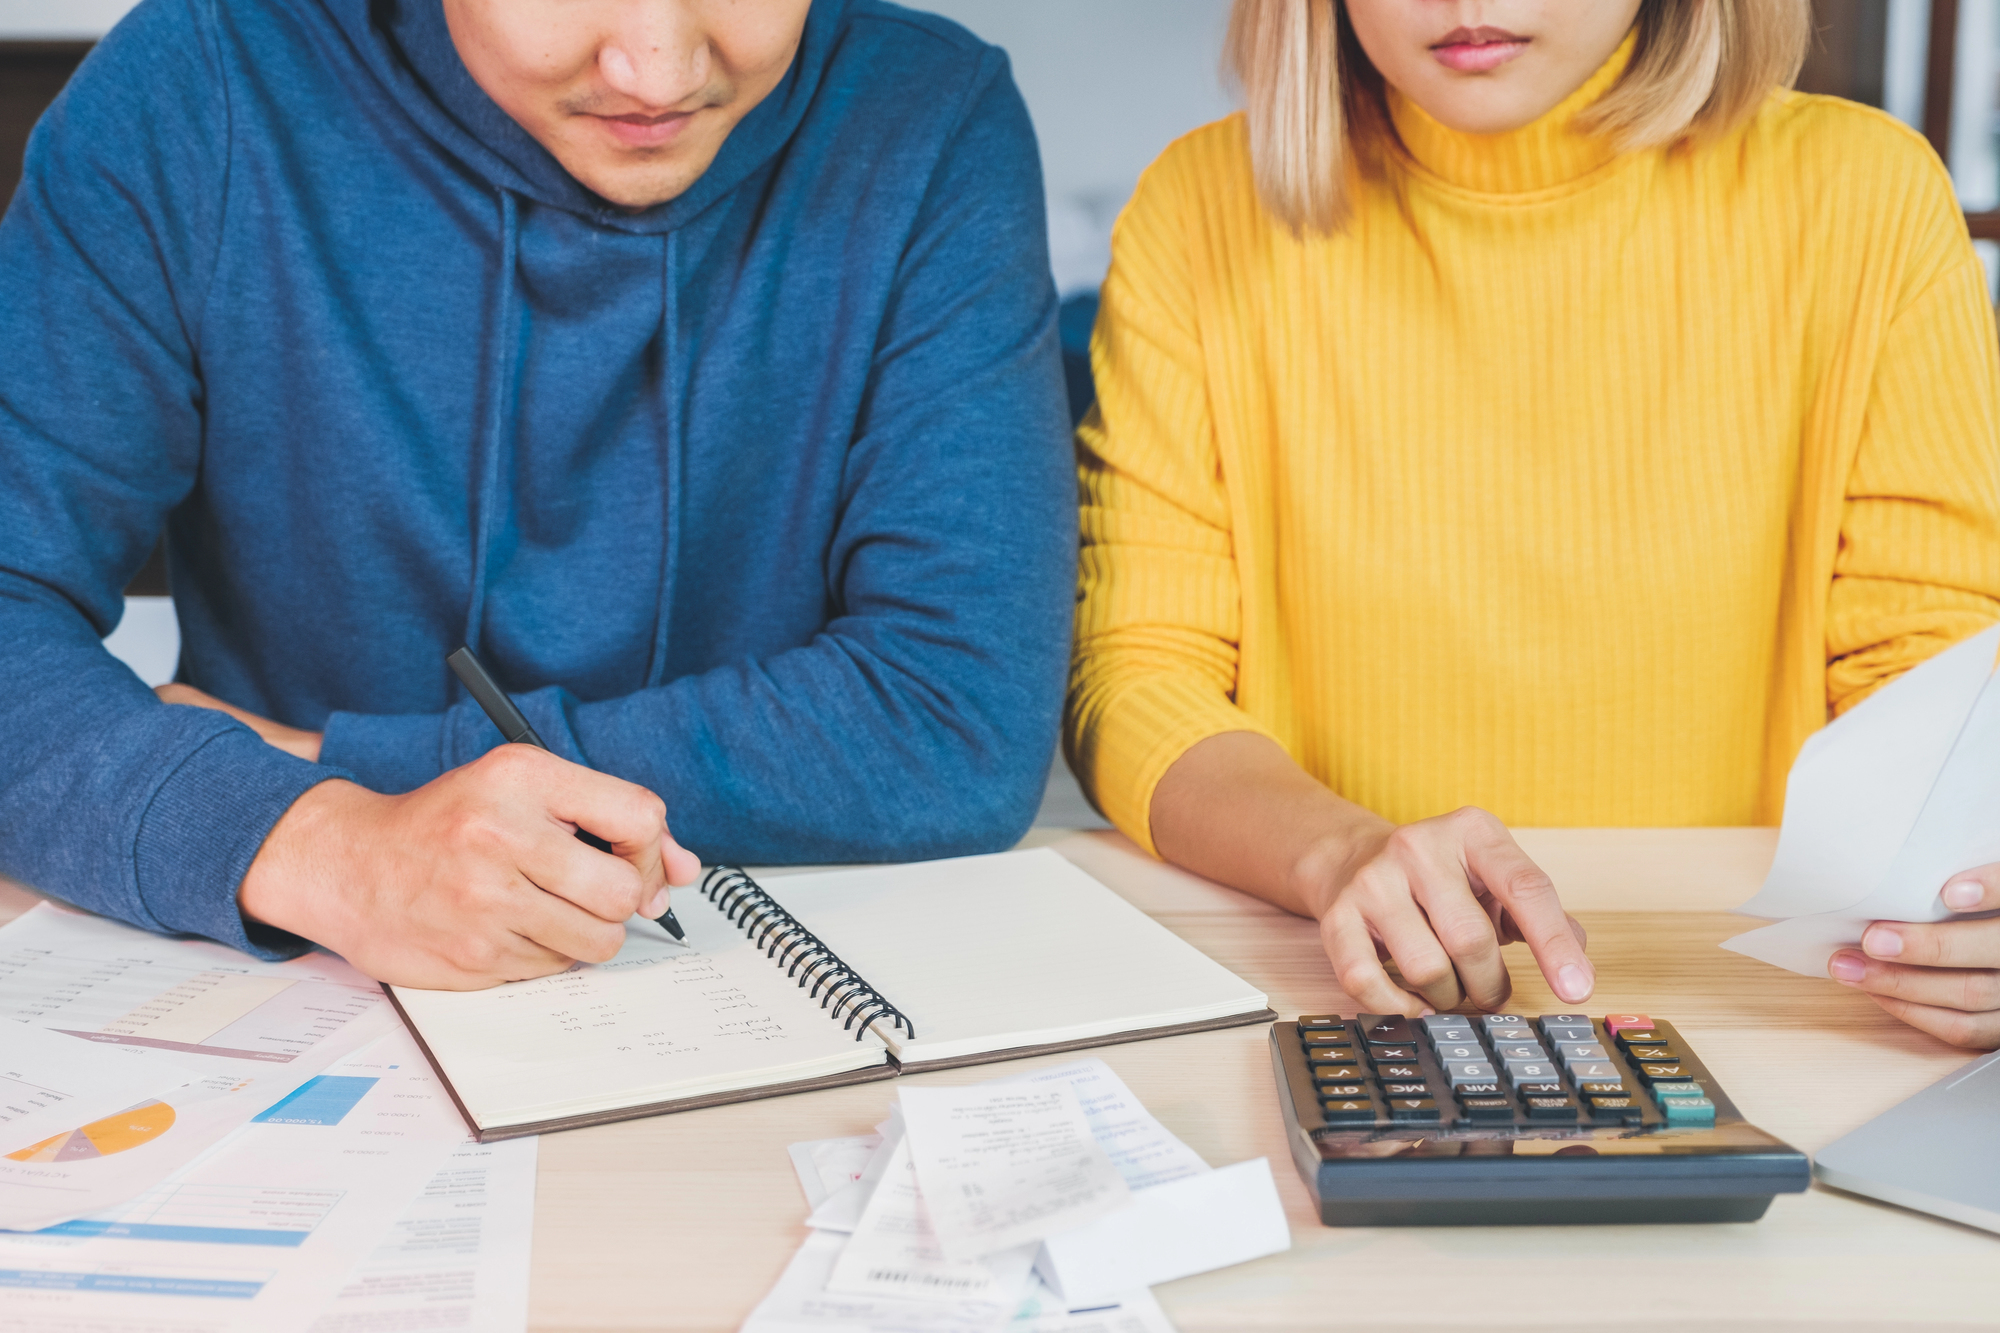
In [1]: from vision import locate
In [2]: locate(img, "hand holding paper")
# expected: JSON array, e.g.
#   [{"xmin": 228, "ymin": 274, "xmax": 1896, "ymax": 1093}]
[{"xmin": 1723, "ymin": 625, "xmax": 2000, "ymax": 1048}]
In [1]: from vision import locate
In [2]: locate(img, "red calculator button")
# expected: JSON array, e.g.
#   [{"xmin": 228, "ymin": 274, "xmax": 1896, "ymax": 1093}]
[{"xmin": 1603, "ymin": 1014, "xmax": 1653, "ymax": 1033}]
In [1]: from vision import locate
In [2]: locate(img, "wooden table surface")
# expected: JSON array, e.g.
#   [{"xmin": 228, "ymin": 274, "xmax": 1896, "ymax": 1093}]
[{"xmin": 5, "ymin": 828, "xmax": 1996, "ymax": 1331}]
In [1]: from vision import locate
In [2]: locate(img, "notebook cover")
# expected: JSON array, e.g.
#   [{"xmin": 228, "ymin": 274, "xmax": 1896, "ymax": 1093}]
[
  {"xmin": 382, "ymin": 984, "xmax": 898, "ymax": 1144},
  {"xmin": 886, "ymin": 1006, "xmax": 1280, "ymax": 1075}
]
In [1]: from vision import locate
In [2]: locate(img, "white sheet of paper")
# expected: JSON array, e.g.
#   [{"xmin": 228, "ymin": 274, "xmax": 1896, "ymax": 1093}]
[
  {"xmin": 308, "ymin": 1138, "xmax": 538, "ymax": 1333},
  {"xmin": 898, "ymin": 1083, "xmax": 1129, "ymax": 1263},
  {"xmin": 0, "ymin": 1023, "xmax": 203, "ymax": 1158},
  {"xmin": 991, "ymin": 1060, "xmax": 1207, "ymax": 1192},
  {"xmin": 1724, "ymin": 625, "xmax": 2000, "ymax": 975},
  {"xmin": 0, "ymin": 903, "xmax": 398, "ymax": 1230},
  {"xmin": 792, "ymin": 1135, "xmax": 887, "ymax": 1212},
  {"xmin": 1737, "ymin": 624, "xmax": 2000, "ymax": 921},
  {"xmin": 1034, "ymin": 1159, "xmax": 1290, "ymax": 1307},
  {"xmin": 825, "ymin": 1135, "xmax": 1037, "ymax": 1312},
  {"xmin": 810, "ymin": 1124, "xmax": 905, "ymax": 1234},
  {"xmin": 744, "ymin": 1230, "xmax": 1177, "ymax": 1333}
]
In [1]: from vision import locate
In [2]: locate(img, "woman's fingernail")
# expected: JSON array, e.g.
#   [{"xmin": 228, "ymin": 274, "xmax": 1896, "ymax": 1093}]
[
  {"xmin": 1864, "ymin": 925, "xmax": 1903, "ymax": 958},
  {"xmin": 644, "ymin": 890, "xmax": 670, "ymax": 918},
  {"xmin": 1419, "ymin": 1007, "xmax": 1436, "ymax": 1017},
  {"xmin": 1944, "ymin": 879, "xmax": 1984, "ymax": 911},
  {"xmin": 1829, "ymin": 951, "xmax": 1866, "ymax": 983},
  {"xmin": 1557, "ymin": 964, "xmax": 1591, "ymax": 1002}
]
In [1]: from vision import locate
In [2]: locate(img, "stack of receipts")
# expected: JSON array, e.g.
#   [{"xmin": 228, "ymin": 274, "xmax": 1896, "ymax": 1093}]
[
  {"xmin": 749, "ymin": 1057, "xmax": 1291, "ymax": 1333},
  {"xmin": 1725, "ymin": 623, "xmax": 2000, "ymax": 975},
  {"xmin": 0, "ymin": 901, "xmax": 537, "ymax": 1333}
]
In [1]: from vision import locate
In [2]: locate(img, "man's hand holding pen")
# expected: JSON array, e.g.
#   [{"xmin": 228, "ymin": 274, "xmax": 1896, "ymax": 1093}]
[
  {"xmin": 233, "ymin": 747, "xmax": 700, "ymax": 988},
  {"xmin": 157, "ymin": 683, "xmax": 700, "ymax": 988}
]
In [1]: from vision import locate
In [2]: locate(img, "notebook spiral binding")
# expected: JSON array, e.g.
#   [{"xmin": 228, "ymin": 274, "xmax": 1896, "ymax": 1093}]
[{"xmin": 700, "ymin": 866, "xmax": 916, "ymax": 1043}]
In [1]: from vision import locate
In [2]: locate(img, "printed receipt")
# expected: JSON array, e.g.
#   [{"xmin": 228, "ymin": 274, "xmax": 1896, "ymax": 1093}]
[
  {"xmin": 825, "ymin": 1134, "xmax": 1040, "ymax": 1311},
  {"xmin": 897, "ymin": 1082, "xmax": 1130, "ymax": 1262}
]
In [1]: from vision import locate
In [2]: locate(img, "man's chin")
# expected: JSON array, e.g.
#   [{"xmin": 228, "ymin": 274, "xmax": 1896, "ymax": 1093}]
[{"xmin": 557, "ymin": 149, "xmax": 714, "ymax": 212}]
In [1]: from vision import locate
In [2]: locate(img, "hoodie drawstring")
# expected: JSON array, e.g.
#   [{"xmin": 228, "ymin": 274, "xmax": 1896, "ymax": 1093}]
[
  {"xmin": 645, "ymin": 229, "xmax": 683, "ymax": 689},
  {"xmin": 463, "ymin": 189, "xmax": 520, "ymax": 659}
]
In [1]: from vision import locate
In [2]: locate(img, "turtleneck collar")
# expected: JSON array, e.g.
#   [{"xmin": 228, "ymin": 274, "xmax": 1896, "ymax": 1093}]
[{"xmin": 1387, "ymin": 29, "xmax": 1636, "ymax": 195}]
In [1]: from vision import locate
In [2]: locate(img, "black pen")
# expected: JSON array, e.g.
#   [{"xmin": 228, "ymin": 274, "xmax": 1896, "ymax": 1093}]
[{"xmin": 446, "ymin": 646, "xmax": 687, "ymax": 942}]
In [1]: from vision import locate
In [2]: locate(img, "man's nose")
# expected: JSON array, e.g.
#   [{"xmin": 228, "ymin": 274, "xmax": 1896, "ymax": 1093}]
[{"xmin": 597, "ymin": 15, "xmax": 708, "ymax": 108}]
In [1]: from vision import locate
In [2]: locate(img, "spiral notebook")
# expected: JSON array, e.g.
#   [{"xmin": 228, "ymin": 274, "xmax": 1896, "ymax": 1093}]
[{"xmin": 384, "ymin": 848, "xmax": 1274, "ymax": 1140}]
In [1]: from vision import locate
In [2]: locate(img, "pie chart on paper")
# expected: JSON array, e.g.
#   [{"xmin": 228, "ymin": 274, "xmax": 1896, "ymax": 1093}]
[{"xmin": 6, "ymin": 1100, "xmax": 177, "ymax": 1162}]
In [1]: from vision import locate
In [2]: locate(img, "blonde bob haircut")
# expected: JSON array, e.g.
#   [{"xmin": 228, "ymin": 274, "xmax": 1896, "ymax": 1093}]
[{"xmin": 1227, "ymin": 0, "xmax": 1812, "ymax": 231}]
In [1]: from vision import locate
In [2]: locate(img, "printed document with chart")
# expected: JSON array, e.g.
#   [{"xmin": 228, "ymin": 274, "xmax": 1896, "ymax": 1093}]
[
  {"xmin": 0, "ymin": 902, "xmax": 396, "ymax": 1230},
  {"xmin": 0, "ymin": 1018, "xmax": 536, "ymax": 1333}
]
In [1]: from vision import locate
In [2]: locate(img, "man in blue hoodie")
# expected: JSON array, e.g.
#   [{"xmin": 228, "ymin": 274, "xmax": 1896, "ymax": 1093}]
[{"xmin": 0, "ymin": 0, "xmax": 1075, "ymax": 987}]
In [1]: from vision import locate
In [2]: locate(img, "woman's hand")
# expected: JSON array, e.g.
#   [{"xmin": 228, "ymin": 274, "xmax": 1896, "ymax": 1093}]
[
  {"xmin": 156, "ymin": 683, "xmax": 323, "ymax": 762},
  {"xmin": 1149, "ymin": 732, "xmax": 1592, "ymax": 1018},
  {"xmin": 1300, "ymin": 806, "xmax": 1592, "ymax": 1016},
  {"xmin": 1829, "ymin": 869, "xmax": 2000, "ymax": 1049}
]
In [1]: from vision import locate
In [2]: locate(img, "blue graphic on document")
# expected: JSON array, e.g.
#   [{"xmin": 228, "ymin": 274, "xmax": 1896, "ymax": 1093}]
[{"xmin": 251, "ymin": 1074, "xmax": 379, "ymax": 1125}]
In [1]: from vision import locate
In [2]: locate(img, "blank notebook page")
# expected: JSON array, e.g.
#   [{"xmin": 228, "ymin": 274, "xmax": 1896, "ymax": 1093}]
[{"xmin": 756, "ymin": 848, "xmax": 1267, "ymax": 1065}]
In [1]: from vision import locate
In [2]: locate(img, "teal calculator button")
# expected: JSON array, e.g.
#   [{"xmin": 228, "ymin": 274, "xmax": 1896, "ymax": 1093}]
[{"xmin": 1662, "ymin": 1097, "xmax": 1716, "ymax": 1123}]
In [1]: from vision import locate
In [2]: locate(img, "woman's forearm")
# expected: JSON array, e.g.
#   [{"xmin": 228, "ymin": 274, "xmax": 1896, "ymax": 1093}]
[{"xmin": 1149, "ymin": 731, "xmax": 1394, "ymax": 919}]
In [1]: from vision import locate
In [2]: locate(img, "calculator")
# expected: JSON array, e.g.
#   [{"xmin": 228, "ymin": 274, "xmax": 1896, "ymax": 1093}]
[{"xmin": 1271, "ymin": 1012, "xmax": 1810, "ymax": 1225}]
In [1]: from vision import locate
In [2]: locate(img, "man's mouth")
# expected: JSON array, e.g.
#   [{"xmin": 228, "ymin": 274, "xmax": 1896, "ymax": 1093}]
[
  {"xmin": 1430, "ymin": 25, "xmax": 1531, "ymax": 74},
  {"xmin": 590, "ymin": 109, "xmax": 695, "ymax": 150}
]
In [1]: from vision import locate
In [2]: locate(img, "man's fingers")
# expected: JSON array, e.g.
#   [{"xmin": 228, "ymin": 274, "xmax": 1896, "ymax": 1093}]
[
  {"xmin": 1456, "ymin": 810, "xmax": 1592, "ymax": 1004},
  {"xmin": 507, "ymin": 879, "xmax": 632, "ymax": 968},
  {"xmin": 1862, "ymin": 917, "xmax": 2000, "ymax": 971},
  {"xmin": 477, "ymin": 744, "xmax": 673, "ymax": 898},
  {"xmin": 1320, "ymin": 909, "xmax": 1428, "ymax": 1016},
  {"xmin": 519, "ymin": 830, "xmax": 651, "ymax": 924},
  {"xmin": 1830, "ymin": 948, "xmax": 2000, "ymax": 1012},
  {"xmin": 1862, "ymin": 992, "xmax": 2000, "ymax": 1050}
]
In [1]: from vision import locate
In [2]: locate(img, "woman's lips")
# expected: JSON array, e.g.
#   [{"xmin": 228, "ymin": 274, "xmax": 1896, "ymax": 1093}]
[
  {"xmin": 1430, "ymin": 25, "xmax": 1530, "ymax": 74},
  {"xmin": 595, "ymin": 111, "xmax": 694, "ymax": 150}
]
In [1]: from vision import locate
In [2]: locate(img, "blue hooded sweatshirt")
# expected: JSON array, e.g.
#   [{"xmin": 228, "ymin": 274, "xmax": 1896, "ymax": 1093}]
[{"xmin": 0, "ymin": 0, "xmax": 1075, "ymax": 957}]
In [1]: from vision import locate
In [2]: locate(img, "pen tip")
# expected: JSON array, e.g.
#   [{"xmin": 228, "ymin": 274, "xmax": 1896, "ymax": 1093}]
[{"xmin": 657, "ymin": 910, "xmax": 686, "ymax": 942}]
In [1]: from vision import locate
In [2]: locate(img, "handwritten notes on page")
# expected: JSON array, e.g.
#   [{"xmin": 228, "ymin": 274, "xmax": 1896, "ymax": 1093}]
[
  {"xmin": 899, "ymin": 1083, "xmax": 1129, "ymax": 1262},
  {"xmin": 387, "ymin": 909, "xmax": 888, "ymax": 1132},
  {"xmin": 1724, "ymin": 624, "xmax": 2000, "ymax": 976}
]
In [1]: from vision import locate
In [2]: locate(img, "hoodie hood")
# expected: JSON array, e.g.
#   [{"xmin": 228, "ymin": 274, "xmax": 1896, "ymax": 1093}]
[{"xmin": 340, "ymin": 0, "xmax": 848, "ymax": 234}]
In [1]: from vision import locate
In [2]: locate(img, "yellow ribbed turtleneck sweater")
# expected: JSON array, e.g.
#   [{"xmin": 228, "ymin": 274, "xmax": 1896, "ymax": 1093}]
[{"xmin": 1066, "ymin": 44, "xmax": 2000, "ymax": 854}]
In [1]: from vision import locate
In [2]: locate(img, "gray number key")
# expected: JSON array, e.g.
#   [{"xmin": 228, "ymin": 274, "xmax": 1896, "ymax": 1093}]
[
  {"xmin": 1431, "ymin": 1042, "xmax": 1484, "ymax": 1062},
  {"xmin": 1444, "ymin": 1061, "xmax": 1498, "ymax": 1085},
  {"xmin": 1556, "ymin": 1042, "xmax": 1608, "ymax": 1063},
  {"xmin": 1493, "ymin": 1042, "xmax": 1547, "ymax": 1062},
  {"xmin": 1505, "ymin": 1060, "xmax": 1561, "ymax": 1084}
]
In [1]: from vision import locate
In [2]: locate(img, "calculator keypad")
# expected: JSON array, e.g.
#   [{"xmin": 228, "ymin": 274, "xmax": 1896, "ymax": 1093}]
[{"xmin": 1296, "ymin": 1014, "xmax": 1721, "ymax": 1130}]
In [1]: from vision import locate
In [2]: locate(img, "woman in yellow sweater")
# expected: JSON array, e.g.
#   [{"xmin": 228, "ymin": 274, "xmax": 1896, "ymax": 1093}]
[{"xmin": 1066, "ymin": 0, "xmax": 2000, "ymax": 1046}]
